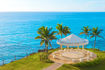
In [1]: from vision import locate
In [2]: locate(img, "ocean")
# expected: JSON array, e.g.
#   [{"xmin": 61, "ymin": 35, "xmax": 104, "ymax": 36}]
[{"xmin": 0, "ymin": 12, "xmax": 105, "ymax": 65}]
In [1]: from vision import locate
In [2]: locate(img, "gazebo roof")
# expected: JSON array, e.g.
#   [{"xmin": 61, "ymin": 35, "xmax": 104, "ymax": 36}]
[{"xmin": 57, "ymin": 34, "xmax": 89, "ymax": 46}]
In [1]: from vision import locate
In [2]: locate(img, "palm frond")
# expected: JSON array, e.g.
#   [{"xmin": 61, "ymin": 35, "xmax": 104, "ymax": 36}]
[
  {"xmin": 97, "ymin": 35, "xmax": 104, "ymax": 39},
  {"xmin": 35, "ymin": 36, "xmax": 41, "ymax": 39},
  {"xmin": 35, "ymin": 26, "xmax": 57, "ymax": 52},
  {"xmin": 90, "ymin": 35, "xmax": 94, "ymax": 38},
  {"xmin": 91, "ymin": 27, "xmax": 103, "ymax": 38},
  {"xmin": 40, "ymin": 40, "xmax": 44, "ymax": 46},
  {"xmin": 80, "ymin": 32, "xmax": 85, "ymax": 35},
  {"xmin": 63, "ymin": 26, "xmax": 71, "ymax": 36},
  {"xmin": 80, "ymin": 26, "xmax": 90, "ymax": 37}
]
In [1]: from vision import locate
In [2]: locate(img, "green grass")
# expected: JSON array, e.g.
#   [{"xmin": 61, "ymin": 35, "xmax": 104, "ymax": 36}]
[
  {"xmin": 57, "ymin": 49, "xmax": 105, "ymax": 70},
  {"xmin": 0, "ymin": 49, "xmax": 58, "ymax": 70},
  {"xmin": 0, "ymin": 49, "xmax": 105, "ymax": 70}
]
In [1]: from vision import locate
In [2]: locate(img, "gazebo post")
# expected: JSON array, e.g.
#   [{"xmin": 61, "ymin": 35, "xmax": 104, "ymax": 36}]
[
  {"xmin": 77, "ymin": 45, "xmax": 79, "ymax": 49},
  {"xmin": 67, "ymin": 45, "xmax": 69, "ymax": 49},
  {"xmin": 82, "ymin": 45, "xmax": 84, "ymax": 49},
  {"xmin": 60, "ymin": 45, "xmax": 62, "ymax": 50}
]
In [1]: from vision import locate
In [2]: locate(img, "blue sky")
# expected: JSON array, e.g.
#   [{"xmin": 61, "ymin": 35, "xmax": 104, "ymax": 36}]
[{"xmin": 0, "ymin": 0, "xmax": 105, "ymax": 12}]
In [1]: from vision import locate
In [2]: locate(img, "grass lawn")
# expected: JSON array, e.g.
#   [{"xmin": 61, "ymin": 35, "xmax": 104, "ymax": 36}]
[
  {"xmin": 0, "ymin": 49, "xmax": 105, "ymax": 70},
  {"xmin": 57, "ymin": 60, "xmax": 105, "ymax": 70},
  {"xmin": 0, "ymin": 49, "xmax": 58, "ymax": 70}
]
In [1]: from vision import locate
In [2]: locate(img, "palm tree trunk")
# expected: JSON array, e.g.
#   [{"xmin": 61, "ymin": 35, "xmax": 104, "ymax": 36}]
[
  {"xmin": 45, "ymin": 44, "xmax": 48, "ymax": 53},
  {"xmin": 47, "ymin": 47, "xmax": 48, "ymax": 53},
  {"xmin": 94, "ymin": 36, "xmax": 96, "ymax": 49},
  {"xmin": 49, "ymin": 41, "xmax": 52, "ymax": 49},
  {"xmin": 61, "ymin": 34, "xmax": 62, "ymax": 38},
  {"xmin": 45, "ymin": 40, "xmax": 49, "ymax": 53},
  {"xmin": 45, "ymin": 46, "xmax": 48, "ymax": 53}
]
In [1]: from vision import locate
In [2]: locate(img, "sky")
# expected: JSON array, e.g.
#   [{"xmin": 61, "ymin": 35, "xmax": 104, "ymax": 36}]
[{"xmin": 0, "ymin": 0, "xmax": 105, "ymax": 12}]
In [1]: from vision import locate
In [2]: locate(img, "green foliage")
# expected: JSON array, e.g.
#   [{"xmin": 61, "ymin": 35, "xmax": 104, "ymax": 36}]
[
  {"xmin": 56, "ymin": 24, "xmax": 63, "ymax": 38},
  {"xmin": 90, "ymin": 27, "xmax": 103, "ymax": 39},
  {"xmin": 40, "ymin": 53, "xmax": 48, "ymax": 61},
  {"xmin": 56, "ymin": 23, "xmax": 71, "ymax": 38},
  {"xmin": 90, "ymin": 27, "xmax": 103, "ymax": 49},
  {"xmin": 39, "ymin": 53, "xmax": 54, "ymax": 63},
  {"xmin": 63, "ymin": 26, "xmax": 71, "ymax": 36},
  {"xmin": 80, "ymin": 26, "xmax": 104, "ymax": 49},
  {"xmin": 35, "ymin": 26, "xmax": 57, "ymax": 52},
  {"xmin": 73, "ymin": 58, "xmax": 104, "ymax": 67},
  {"xmin": 57, "ymin": 64, "xmax": 79, "ymax": 70},
  {"xmin": 80, "ymin": 26, "xmax": 90, "ymax": 38}
]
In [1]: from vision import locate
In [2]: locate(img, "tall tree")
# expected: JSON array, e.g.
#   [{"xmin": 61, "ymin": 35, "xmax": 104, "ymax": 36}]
[
  {"xmin": 80, "ymin": 26, "xmax": 90, "ymax": 38},
  {"xmin": 56, "ymin": 23, "xmax": 71, "ymax": 38},
  {"xmin": 35, "ymin": 26, "xmax": 57, "ymax": 53},
  {"xmin": 90, "ymin": 27, "xmax": 103, "ymax": 49},
  {"xmin": 63, "ymin": 26, "xmax": 71, "ymax": 36},
  {"xmin": 56, "ymin": 24, "xmax": 63, "ymax": 38}
]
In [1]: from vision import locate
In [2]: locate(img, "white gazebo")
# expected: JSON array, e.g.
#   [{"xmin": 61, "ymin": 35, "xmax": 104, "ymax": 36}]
[{"xmin": 57, "ymin": 34, "xmax": 89, "ymax": 49}]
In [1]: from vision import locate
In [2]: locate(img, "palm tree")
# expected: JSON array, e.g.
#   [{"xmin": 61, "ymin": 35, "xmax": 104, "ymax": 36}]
[
  {"xmin": 80, "ymin": 26, "xmax": 90, "ymax": 39},
  {"xmin": 56, "ymin": 24, "xmax": 63, "ymax": 38},
  {"xmin": 35, "ymin": 26, "xmax": 57, "ymax": 53},
  {"xmin": 56, "ymin": 23, "xmax": 71, "ymax": 38},
  {"xmin": 63, "ymin": 26, "xmax": 71, "ymax": 36},
  {"xmin": 90, "ymin": 27, "xmax": 103, "ymax": 49}
]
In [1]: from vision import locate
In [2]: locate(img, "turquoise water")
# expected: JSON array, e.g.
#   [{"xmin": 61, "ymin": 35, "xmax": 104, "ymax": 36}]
[{"xmin": 0, "ymin": 12, "xmax": 105, "ymax": 65}]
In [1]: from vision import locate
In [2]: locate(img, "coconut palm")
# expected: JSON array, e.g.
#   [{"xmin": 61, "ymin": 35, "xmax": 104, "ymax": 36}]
[
  {"xmin": 35, "ymin": 26, "xmax": 57, "ymax": 53},
  {"xmin": 90, "ymin": 27, "xmax": 103, "ymax": 49},
  {"xmin": 80, "ymin": 26, "xmax": 90, "ymax": 38},
  {"xmin": 56, "ymin": 23, "xmax": 71, "ymax": 38},
  {"xmin": 63, "ymin": 26, "xmax": 71, "ymax": 36},
  {"xmin": 56, "ymin": 24, "xmax": 63, "ymax": 38}
]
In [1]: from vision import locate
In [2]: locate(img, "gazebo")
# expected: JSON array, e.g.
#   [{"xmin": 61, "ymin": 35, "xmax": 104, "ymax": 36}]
[
  {"xmin": 48, "ymin": 34, "xmax": 97, "ymax": 64},
  {"xmin": 57, "ymin": 34, "xmax": 89, "ymax": 49}
]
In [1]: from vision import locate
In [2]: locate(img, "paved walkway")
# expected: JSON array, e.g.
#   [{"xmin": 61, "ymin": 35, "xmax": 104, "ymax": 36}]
[{"xmin": 43, "ymin": 63, "xmax": 63, "ymax": 70}]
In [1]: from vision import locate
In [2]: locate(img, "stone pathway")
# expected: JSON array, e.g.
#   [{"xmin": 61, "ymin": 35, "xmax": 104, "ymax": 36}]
[{"xmin": 43, "ymin": 63, "xmax": 63, "ymax": 70}]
